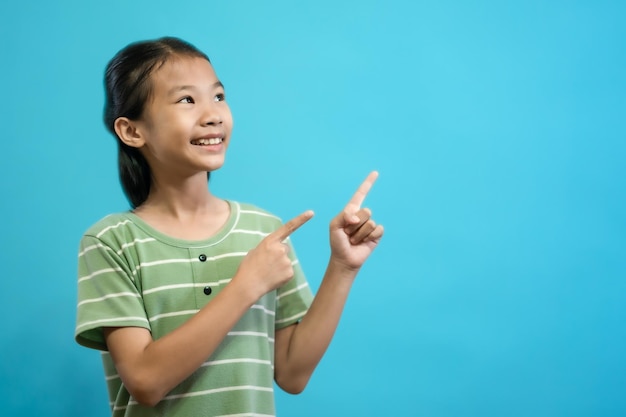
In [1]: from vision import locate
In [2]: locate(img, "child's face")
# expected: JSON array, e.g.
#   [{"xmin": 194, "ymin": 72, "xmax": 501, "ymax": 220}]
[{"xmin": 135, "ymin": 56, "xmax": 233, "ymax": 178}]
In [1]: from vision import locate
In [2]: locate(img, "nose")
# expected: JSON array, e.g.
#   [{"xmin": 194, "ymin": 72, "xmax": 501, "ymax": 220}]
[{"xmin": 201, "ymin": 102, "xmax": 223, "ymax": 126}]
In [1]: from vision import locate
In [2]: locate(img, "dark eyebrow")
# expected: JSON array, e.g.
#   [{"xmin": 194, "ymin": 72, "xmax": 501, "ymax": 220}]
[{"xmin": 168, "ymin": 81, "xmax": 225, "ymax": 96}]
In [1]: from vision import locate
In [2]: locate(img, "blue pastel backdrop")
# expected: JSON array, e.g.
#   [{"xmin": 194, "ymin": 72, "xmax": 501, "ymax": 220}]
[{"xmin": 0, "ymin": 1, "xmax": 624, "ymax": 416}]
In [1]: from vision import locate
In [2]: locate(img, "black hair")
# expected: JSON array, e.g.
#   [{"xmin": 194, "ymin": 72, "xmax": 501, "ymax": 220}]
[{"xmin": 103, "ymin": 37, "xmax": 211, "ymax": 208}]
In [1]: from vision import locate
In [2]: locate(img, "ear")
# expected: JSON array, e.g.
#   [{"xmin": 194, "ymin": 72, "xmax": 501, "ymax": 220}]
[{"xmin": 114, "ymin": 117, "xmax": 146, "ymax": 148}]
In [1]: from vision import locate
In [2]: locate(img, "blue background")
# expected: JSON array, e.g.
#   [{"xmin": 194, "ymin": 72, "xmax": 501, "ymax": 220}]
[{"xmin": 1, "ymin": 0, "xmax": 624, "ymax": 416}]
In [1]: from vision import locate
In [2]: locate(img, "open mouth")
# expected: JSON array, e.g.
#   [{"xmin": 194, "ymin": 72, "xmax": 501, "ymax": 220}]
[{"xmin": 190, "ymin": 137, "xmax": 223, "ymax": 146}]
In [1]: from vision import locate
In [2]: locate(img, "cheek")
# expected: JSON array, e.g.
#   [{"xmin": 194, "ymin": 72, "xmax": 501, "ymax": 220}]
[
  {"xmin": 221, "ymin": 105, "xmax": 234, "ymax": 130},
  {"xmin": 226, "ymin": 117, "xmax": 234, "ymax": 132}
]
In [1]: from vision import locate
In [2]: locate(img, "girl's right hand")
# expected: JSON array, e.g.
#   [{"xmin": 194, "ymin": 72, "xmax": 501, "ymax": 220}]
[{"xmin": 234, "ymin": 210, "xmax": 314, "ymax": 299}]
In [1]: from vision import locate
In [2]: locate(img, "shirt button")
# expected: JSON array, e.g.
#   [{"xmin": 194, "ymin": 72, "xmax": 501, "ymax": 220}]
[
  {"xmin": 203, "ymin": 286, "xmax": 212, "ymax": 295},
  {"xmin": 199, "ymin": 254, "xmax": 207, "ymax": 262}
]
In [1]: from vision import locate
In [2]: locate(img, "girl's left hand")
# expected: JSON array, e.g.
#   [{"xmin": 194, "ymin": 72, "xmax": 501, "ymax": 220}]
[{"xmin": 329, "ymin": 171, "xmax": 384, "ymax": 270}]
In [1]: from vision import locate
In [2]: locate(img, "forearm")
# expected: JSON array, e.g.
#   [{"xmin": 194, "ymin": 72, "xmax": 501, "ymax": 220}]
[
  {"xmin": 275, "ymin": 171, "xmax": 383, "ymax": 393},
  {"xmin": 275, "ymin": 257, "xmax": 358, "ymax": 393},
  {"xmin": 106, "ymin": 277, "xmax": 257, "ymax": 406},
  {"xmin": 111, "ymin": 211, "xmax": 315, "ymax": 405}
]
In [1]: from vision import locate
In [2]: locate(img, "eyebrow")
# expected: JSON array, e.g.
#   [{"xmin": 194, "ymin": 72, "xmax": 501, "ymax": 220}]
[{"xmin": 167, "ymin": 81, "xmax": 225, "ymax": 96}]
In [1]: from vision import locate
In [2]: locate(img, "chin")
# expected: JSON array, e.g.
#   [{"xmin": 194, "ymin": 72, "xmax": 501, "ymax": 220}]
[{"xmin": 205, "ymin": 160, "xmax": 226, "ymax": 172}]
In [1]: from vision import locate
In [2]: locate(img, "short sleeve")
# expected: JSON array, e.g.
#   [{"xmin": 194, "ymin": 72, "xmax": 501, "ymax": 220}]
[
  {"xmin": 75, "ymin": 234, "xmax": 151, "ymax": 351},
  {"xmin": 274, "ymin": 239, "xmax": 314, "ymax": 329}
]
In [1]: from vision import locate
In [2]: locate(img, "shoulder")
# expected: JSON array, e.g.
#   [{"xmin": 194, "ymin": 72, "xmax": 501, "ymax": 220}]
[
  {"xmin": 230, "ymin": 201, "xmax": 284, "ymax": 231},
  {"xmin": 82, "ymin": 212, "xmax": 134, "ymax": 237},
  {"xmin": 79, "ymin": 212, "xmax": 148, "ymax": 251},
  {"xmin": 234, "ymin": 201, "xmax": 280, "ymax": 220}
]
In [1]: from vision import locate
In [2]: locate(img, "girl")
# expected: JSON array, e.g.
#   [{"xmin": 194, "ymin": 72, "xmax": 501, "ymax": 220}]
[{"xmin": 75, "ymin": 37, "xmax": 383, "ymax": 417}]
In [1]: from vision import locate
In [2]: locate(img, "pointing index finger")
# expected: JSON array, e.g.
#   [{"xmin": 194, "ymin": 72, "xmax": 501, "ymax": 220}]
[
  {"xmin": 346, "ymin": 171, "xmax": 379, "ymax": 211},
  {"xmin": 273, "ymin": 210, "xmax": 314, "ymax": 241}
]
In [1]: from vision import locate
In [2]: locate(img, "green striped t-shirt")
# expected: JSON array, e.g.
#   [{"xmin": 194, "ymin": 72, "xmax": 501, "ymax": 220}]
[{"xmin": 75, "ymin": 201, "xmax": 313, "ymax": 417}]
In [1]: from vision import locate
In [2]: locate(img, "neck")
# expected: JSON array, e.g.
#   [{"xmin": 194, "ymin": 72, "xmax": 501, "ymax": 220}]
[{"xmin": 136, "ymin": 172, "xmax": 219, "ymax": 220}]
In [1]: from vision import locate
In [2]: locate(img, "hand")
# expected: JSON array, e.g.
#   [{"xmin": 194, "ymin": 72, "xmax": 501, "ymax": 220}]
[
  {"xmin": 235, "ymin": 210, "xmax": 314, "ymax": 298},
  {"xmin": 329, "ymin": 171, "xmax": 384, "ymax": 270}
]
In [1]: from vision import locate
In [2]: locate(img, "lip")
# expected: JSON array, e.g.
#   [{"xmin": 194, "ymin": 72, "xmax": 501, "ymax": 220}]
[
  {"xmin": 198, "ymin": 132, "xmax": 224, "ymax": 140},
  {"xmin": 190, "ymin": 132, "xmax": 225, "ymax": 142},
  {"xmin": 189, "ymin": 133, "xmax": 227, "ymax": 148}
]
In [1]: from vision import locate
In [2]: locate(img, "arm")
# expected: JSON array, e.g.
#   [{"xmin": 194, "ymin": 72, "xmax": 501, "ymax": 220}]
[
  {"xmin": 274, "ymin": 172, "xmax": 384, "ymax": 393},
  {"xmin": 104, "ymin": 211, "xmax": 314, "ymax": 407},
  {"xmin": 104, "ymin": 281, "xmax": 254, "ymax": 406}
]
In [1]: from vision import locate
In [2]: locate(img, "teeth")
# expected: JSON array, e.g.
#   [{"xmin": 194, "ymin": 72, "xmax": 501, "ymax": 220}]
[{"xmin": 192, "ymin": 137, "xmax": 222, "ymax": 146}]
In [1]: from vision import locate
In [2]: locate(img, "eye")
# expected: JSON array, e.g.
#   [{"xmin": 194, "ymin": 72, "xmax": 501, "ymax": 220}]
[
  {"xmin": 214, "ymin": 93, "xmax": 226, "ymax": 102},
  {"xmin": 178, "ymin": 96, "xmax": 195, "ymax": 104}
]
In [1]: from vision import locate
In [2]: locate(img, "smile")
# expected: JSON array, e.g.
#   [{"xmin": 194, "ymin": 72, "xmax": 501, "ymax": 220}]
[{"xmin": 191, "ymin": 137, "xmax": 223, "ymax": 146}]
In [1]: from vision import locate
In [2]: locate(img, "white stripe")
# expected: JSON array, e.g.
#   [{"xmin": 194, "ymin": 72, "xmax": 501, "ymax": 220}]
[
  {"xmin": 78, "ymin": 242, "xmax": 114, "ymax": 257},
  {"xmin": 149, "ymin": 309, "xmax": 198, "ymax": 322},
  {"xmin": 202, "ymin": 358, "xmax": 272, "ymax": 367},
  {"xmin": 131, "ymin": 252, "xmax": 248, "ymax": 275},
  {"xmin": 239, "ymin": 209, "xmax": 280, "ymax": 221},
  {"xmin": 75, "ymin": 316, "xmax": 149, "ymax": 332},
  {"xmin": 78, "ymin": 267, "xmax": 125, "ymax": 283},
  {"xmin": 142, "ymin": 279, "xmax": 232, "ymax": 296},
  {"xmin": 113, "ymin": 406, "xmax": 274, "ymax": 417},
  {"xmin": 155, "ymin": 385, "xmax": 274, "ymax": 403},
  {"xmin": 136, "ymin": 258, "xmax": 191, "ymax": 268},
  {"xmin": 142, "ymin": 283, "xmax": 199, "ymax": 295},
  {"xmin": 131, "ymin": 258, "xmax": 190, "ymax": 276},
  {"xmin": 77, "ymin": 292, "xmax": 140, "ymax": 307},
  {"xmin": 228, "ymin": 331, "xmax": 274, "ymax": 343},
  {"xmin": 95, "ymin": 220, "xmax": 132, "ymax": 238},
  {"xmin": 275, "ymin": 310, "xmax": 307, "ymax": 325},
  {"xmin": 117, "ymin": 237, "xmax": 156, "ymax": 254},
  {"xmin": 79, "ymin": 238, "xmax": 156, "ymax": 257},
  {"xmin": 250, "ymin": 304, "xmax": 275, "ymax": 316},
  {"xmin": 199, "ymin": 252, "xmax": 248, "ymax": 262},
  {"xmin": 116, "ymin": 386, "xmax": 275, "ymax": 410},
  {"xmin": 228, "ymin": 331, "xmax": 267, "ymax": 337},
  {"xmin": 231, "ymin": 229, "xmax": 270, "ymax": 237},
  {"xmin": 276, "ymin": 282, "xmax": 309, "ymax": 300}
]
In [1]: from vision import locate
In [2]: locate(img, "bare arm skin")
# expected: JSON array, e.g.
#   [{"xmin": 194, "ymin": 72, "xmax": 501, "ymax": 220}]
[
  {"xmin": 104, "ymin": 172, "xmax": 383, "ymax": 405},
  {"xmin": 274, "ymin": 172, "xmax": 384, "ymax": 393},
  {"xmin": 104, "ymin": 211, "xmax": 314, "ymax": 407}
]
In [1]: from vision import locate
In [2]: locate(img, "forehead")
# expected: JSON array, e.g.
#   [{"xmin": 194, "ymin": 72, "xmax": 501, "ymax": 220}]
[{"xmin": 150, "ymin": 56, "xmax": 218, "ymax": 93}]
